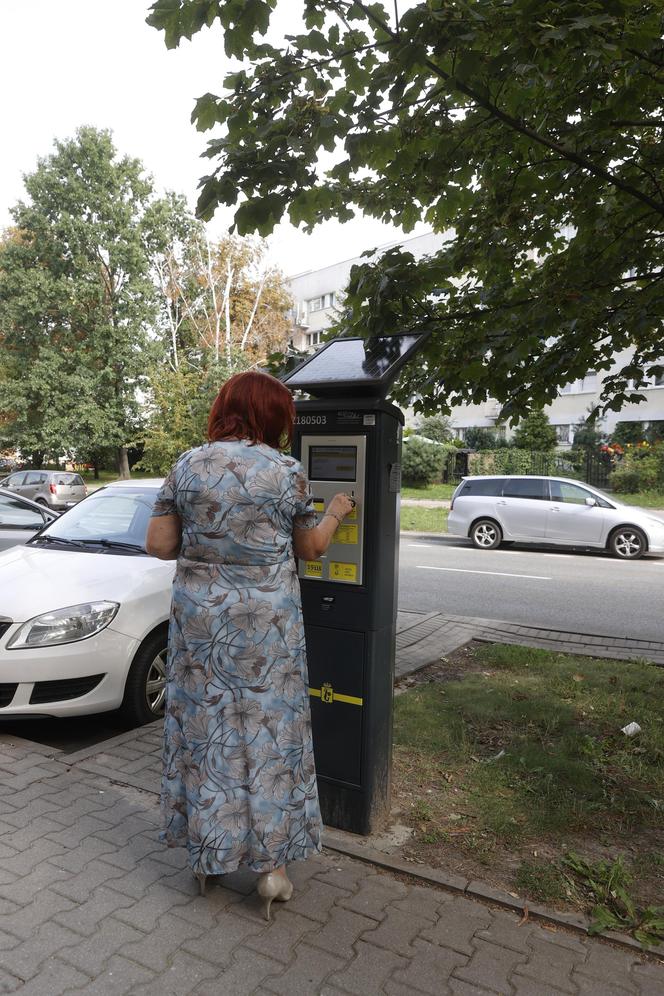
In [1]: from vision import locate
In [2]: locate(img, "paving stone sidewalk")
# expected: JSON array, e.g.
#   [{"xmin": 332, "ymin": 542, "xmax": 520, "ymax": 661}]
[
  {"xmin": 1, "ymin": 732, "xmax": 662, "ymax": 995},
  {"xmin": 395, "ymin": 610, "xmax": 664, "ymax": 676}
]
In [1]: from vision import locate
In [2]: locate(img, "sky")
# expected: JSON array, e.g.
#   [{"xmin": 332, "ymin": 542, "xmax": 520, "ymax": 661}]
[{"xmin": 0, "ymin": 0, "xmax": 429, "ymax": 277}]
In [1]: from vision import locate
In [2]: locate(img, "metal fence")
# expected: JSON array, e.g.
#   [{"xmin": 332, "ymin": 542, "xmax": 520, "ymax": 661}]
[{"xmin": 442, "ymin": 450, "xmax": 613, "ymax": 490}]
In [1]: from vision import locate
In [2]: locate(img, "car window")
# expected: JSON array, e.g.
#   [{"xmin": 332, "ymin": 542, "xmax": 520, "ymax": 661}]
[
  {"xmin": 0, "ymin": 494, "xmax": 45, "ymax": 529},
  {"xmin": 55, "ymin": 473, "xmax": 83, "ymax": 486},
  {"xmin": 23, "ymin": 471, "xmax": 43, "ymax": 484},
  {"xmin": 42, "ymin": 489, "xmax": 157, "ymax": 545},
  {"xmin": 503, "ymin": 478, "xmax": 547, "ymax": 500},
  {"xmin": 6, "ymin": 473, "xmax": 26, "ymax": 486},
  {"xmin": 459, "ymin": 478, "xmax": 503, "ymax": 497},
  {"xmin": 550, "ymin": 481, "xmax": 595, "ymax": 504}
]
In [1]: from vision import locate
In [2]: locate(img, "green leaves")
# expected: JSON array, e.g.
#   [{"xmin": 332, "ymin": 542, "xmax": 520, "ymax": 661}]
[{"xmin": 149, "ymin": 0, "xmax": 664, "ymax": 417}]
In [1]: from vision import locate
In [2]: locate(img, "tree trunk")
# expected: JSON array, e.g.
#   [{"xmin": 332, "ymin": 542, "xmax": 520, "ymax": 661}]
[
  {"xmin": 116, "ymin": 446, "xmax": 130, "ymax": 480},
  {"xmin": 93, "ymin": 460, "xmax": 100, "ymax": 480}
]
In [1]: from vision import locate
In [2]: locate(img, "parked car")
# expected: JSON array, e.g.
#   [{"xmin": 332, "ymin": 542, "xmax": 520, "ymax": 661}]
[
  {"xmin": 0, "ymin": 470, "xmax": 87, "ymax": 511},
  {"xmin": 0, "ymin": 488, "xmax": 58, "ymax": 552},
  {"xmin": 448, "ymin": 475, "xmax": 664, "ymax": 560},
  {"xmin": 0, "ymin": 480, "xmax": 173, "ymax": 725}
]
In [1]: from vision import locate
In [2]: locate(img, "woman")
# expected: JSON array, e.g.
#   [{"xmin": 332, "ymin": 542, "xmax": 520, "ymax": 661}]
[{"xmin": 145, "ymin": 370, "xmax": 354, "ymax": 919}]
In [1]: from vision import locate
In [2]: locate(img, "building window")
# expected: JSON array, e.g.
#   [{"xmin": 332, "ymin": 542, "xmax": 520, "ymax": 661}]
[
  {"xmin": 581, "ymin": 371, "xmax": 598, "ymax": 391},
  {"xmin": 308, "ymin": 292, "xmax": 335, "ymax": 313},
  {"xmin": 555, "ymin": 424, "xmax": 570, "ymax": 443},
  {"xmin": 306, "ymin": 331, "xmax": 321, "ymax": 348},
  {"xmin": 560, "ymin": 381, "xmax": 577, "ymax": 395}
]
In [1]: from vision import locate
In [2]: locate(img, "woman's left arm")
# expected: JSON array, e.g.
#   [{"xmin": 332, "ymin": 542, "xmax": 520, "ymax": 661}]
[{"xmin": 146, "ymin": 514, "xmax": 182, "ymax": 560}]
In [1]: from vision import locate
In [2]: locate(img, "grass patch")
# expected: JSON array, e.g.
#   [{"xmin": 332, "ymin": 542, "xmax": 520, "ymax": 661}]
[
  {"xmin": 393, "ymin": 643, "xmax": 664, "ymax": 938},
  {"xmin": 400, "ymin": 506, "xmax": 448, "ymax": 533},
  {"xmin": 615, "ymin": 491, "xmax": 664, "ymax": 509},
  {"xmin": 515, "ymin": 861, "xmax": 569, "ymax": 905},
  {"xmin": 80, "ymin": 469, "xmax": 156, "ymax": 484},
  {"xmin": 401, "ymin": 483, "xmax": 456, "ymax": 500}
]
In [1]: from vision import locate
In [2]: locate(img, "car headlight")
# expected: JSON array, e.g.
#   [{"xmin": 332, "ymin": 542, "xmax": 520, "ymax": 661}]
[{"xmin": 7, "ymin": 602, "xmax": 119, "ymax": 649}]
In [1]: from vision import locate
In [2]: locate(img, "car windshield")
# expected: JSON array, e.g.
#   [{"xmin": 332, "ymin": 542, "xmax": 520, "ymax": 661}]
[{"xmin": 35, "ymin": 488, "xmax": 158, "ymax": 549}]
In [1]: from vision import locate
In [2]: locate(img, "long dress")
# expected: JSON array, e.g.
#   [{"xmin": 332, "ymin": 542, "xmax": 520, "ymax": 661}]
[{"xmin": 150, "ymin": 439, "xmax": 322, "ymax": 875}]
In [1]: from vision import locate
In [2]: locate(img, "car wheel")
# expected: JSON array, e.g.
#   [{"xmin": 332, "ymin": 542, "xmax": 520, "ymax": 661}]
[
  {"xmin": 35, "ymin": 498, "xmax": 48, "ymax": 507},
  {"xmin": 119, "ymin": 629, "xmax": 168, "ymax": 727},
  {"xmin": 609, "ymin": 527, "xmax": 646, "ymax": 560},
  {"xmin": 470, "ymin": 518, "xmax": 502, "ymax": 550}
]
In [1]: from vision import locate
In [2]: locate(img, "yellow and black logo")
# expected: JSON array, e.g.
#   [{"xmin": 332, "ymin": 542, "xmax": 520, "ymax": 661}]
[{"xmin": 321, "ymin": 682, "xmax": 334, "ymax": 704}]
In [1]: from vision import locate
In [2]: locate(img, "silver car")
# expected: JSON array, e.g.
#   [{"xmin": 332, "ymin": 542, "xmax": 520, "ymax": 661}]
[
  {"xmin": 448, "ymin": 475, "xmax": 664, "ymax": 560},
  {"xmin": 0, "ymin": 487, "xmax": 58, "ymax": 552},
  {"xmin": 0, "ymin": 470, "xmax": 87, "ymax": 511}
]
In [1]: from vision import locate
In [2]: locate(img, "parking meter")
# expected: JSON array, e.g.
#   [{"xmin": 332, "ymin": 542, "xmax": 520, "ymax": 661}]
[{"xmin": 284, "ymin": 333, "xmax": 427, "ymax": 834}]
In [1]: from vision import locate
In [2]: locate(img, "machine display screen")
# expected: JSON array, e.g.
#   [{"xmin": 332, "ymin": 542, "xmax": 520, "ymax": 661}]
[{"xmin": 309, "ymin": 446, "xmax": 357, "ymax": 482}]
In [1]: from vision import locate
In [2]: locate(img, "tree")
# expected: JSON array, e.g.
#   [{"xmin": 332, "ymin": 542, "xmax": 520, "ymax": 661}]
[
  {"xmin": 512, "ymin": 410, "xmax": 557, "ymax": 452},
  {"xmin": 0, "ymin": 128, "xmax": 169, "ymax": 476},
  {"xmin": 401, "ymin": 437, "xmax": 441, "ymax": 485},
  {"xmin": 572, "ymin": 418, "xmax": 605, "ymax": 452},
  {"xmin": 415, "ymin": 414, "xmax": 454, "ymax": 443},
  {"xmin": 463, "ymin": 427, "xmax": 501, "ymax": 451},
  {"xmin": 149, "ymin": 0, "xmax": 664, "ymax": 421},
  {"xmin": 612, "ymin": 421, "xmax": 646, "ymax": 446},
  {"xmin": 140, "ymin": 214, "xmax": 292, "ymax": 472}
]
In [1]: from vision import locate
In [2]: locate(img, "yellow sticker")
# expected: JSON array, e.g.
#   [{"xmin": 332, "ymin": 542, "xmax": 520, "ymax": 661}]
[
  {"xmin": 347, "ymin": 505, "xmax": 358, "ymax": 521},
  {"xmin": 304, "ymin": 560, "xmax": 323, "ymax": 578},
  {"xmin": 313, "ymin": 501, "xmax": 325, "ymax": 513},
  {"xmin": 329, "ymin": 561, "xmax": 358, "ymax": 582},
  {"xmin": 334, "ymin": 523, "xmax": 358, "ymax": 545}
]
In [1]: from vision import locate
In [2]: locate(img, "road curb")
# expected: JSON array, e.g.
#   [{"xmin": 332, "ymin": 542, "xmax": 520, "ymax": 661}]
[{"xmin": 322, "ymin": 829, "xmax": 652, "ymax": 958}]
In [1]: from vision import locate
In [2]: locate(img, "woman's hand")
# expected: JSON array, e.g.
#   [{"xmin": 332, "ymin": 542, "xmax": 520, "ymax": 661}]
[
  {"xmin": 326, "ymin": 493, "xmax": 356, "ymax": 522},
  {"xmin": 292, "ymin": 493, "xmax": 356, "ymax": 561}
]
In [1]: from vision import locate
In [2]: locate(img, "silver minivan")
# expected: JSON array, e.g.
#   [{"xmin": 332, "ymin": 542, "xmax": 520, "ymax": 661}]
[
  {"xmin": 0, "ymin": 470, "xmax": 87, "ymax": 511},
  {"xmin": 448, "ymin": 475, "xmax": 664, "ymax": 560}
]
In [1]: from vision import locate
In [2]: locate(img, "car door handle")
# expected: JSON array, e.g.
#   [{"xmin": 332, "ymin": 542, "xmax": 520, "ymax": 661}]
[
  {"xmin": 497, "ymin": 500, "xmax": 507, "ymax": 505},
  {"xmin": 549, "ymin": 506, "xmax": 560, "ymax": 511}
]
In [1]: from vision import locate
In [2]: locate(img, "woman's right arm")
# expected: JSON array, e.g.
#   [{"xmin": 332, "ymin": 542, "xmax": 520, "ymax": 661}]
[{"xmin": 292, "ymin": 493, "xmax": 355, "ymax": 561}]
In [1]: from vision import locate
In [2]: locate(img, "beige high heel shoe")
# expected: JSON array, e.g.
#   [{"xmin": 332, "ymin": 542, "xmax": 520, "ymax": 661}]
[
  {"xmin": 194, "ymin": 871, "xmax": 208, "ymax": 896},
  {"xmin": 256, "ymin": 870, "xmax": 293, "ymax": 921}
]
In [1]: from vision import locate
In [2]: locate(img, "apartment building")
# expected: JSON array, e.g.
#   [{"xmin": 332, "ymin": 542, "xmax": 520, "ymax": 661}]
[{"xmin": 287, "ymin": 234, "xmax": 664, "ymax": 443}]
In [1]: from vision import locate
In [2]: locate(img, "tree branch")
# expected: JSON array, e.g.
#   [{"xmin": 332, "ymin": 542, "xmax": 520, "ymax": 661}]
[{"xmin": 340, "ymin": 0, "xmax": 664, "ymax": 218}]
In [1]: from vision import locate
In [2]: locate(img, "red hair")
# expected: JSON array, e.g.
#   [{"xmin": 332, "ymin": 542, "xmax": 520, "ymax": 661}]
[{"xmin": 208, "ymin": 371, "xmax": 296, "ymax": 449}]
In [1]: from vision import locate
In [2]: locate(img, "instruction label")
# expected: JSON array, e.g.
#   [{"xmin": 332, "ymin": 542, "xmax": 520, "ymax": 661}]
[
  {"xmin": 304, "ymin": 560, "xmax": 323, "ymax": 578},
  {"xmin": 329, "ymin": 561, "xmax": 358, "ymax": 583},
  {"xmin": 313, "ymin": 500, "xmax": 325, "ymax": 513},
  {"xmin": 334, "ymin": 523, "xmax": 358, "ymax": 545}
]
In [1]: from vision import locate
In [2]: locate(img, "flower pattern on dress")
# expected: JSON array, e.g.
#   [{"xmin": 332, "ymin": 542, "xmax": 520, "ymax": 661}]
[{"xmin": 151, "ymin": 439, "xmax": 321, "ymax": 875}]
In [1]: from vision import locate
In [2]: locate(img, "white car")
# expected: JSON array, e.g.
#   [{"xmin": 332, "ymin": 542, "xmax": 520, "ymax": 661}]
[
  {"xmin": 0, "ymin": 480, "xmax": 174, "ymax": 724},
  {"xmin": 448, "ymin": 475, "xmax": 664, "ymax": 560}
]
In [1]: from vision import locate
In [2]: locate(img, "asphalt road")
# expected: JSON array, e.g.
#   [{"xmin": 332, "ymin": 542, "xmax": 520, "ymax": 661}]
[
  {"xmin": 399, "ymin": 533, "xmax": 664, "ymax": 643},
  {"xmin": 4, "ymin": 532, "xmax": 662, "ymax": 752}
]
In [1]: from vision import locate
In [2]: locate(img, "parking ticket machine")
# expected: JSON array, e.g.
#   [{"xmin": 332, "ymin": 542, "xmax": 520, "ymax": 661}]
[{"xmin": 284, "ymin": 333, "xmax": 427, "ymax": 834}]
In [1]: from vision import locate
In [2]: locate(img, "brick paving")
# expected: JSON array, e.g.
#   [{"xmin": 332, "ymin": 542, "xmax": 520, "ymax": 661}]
[
  {"xmin": 395, "ymin": 609, "xmax": 664, "ymax": 675},
  {"xmin": 0, "ymin": 733, "xmax": 662, "ymax": 994}
]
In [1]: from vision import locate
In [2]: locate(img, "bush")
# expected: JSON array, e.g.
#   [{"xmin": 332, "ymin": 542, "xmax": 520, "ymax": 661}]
[
  {"xmin": 512, "ymin": 410, "xmax": 557, "ymax": 451},
  {"xmin": 612, "ymin": 422, "xmax": 645, "ymax": 446},
  {"xmin": 464, "ymin": 427, "xmax": 503, "ymax": 450},
  {"xmin": 402, "ymin": 437, "xmax": 444, "ymax": 484},
  {"xmin": 610, "ymin": 441, "xmax": 664, "ymax": 492},
  {"xmin": 468, "ymin": 449, "xmax": 577, "ymax": 477}
]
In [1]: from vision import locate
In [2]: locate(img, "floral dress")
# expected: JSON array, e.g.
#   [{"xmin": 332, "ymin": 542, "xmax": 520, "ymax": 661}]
[{"xmin": 150, "ymin": 439, "xmax": 322, "ymax": 875}]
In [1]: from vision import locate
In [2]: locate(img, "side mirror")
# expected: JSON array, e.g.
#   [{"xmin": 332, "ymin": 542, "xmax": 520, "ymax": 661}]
[{"xmin": 585, "ymin": 497, "xmax": 597, "ymax": 507}]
